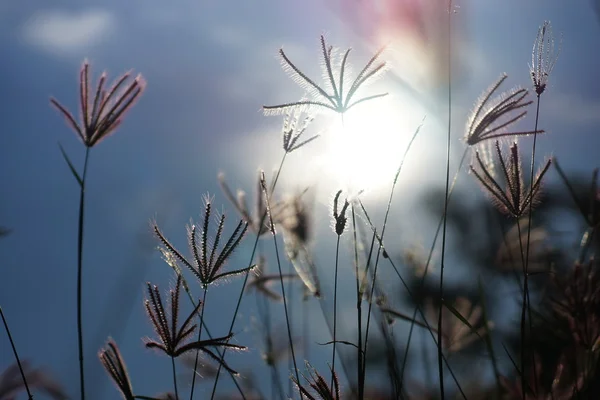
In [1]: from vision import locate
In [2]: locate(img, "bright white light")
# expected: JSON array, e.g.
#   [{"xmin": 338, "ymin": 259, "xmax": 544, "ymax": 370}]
[{"xmin": 316, "ymin": 94, "xmax": 425, "ymax": 197}]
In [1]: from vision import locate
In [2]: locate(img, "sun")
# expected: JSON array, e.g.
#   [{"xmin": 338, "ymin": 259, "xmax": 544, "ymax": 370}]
[{"xmin": 316, "ymin": 93, "xmax": 426, "ymax": 197}]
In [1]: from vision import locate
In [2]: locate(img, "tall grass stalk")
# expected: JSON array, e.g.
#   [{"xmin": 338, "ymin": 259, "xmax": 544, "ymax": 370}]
[
  {"xmin": 522, "ymin": 94, "xmax": 542, "ymax": 397},
  {"xmin": 331, "ymin": 235, "xmax": 341, "ymax": 390},
  {"xmin": 361, "ymin": 118, "xmax": 423, "ymax": 391},
  {"xmin": 210, "ymin": 153, "xmax": 287, "ymax": 399},
  {"xmin": 357, "ymin": 201, "xmax": 466, "ymax": 398},
  {"xmin": 77, "ymin": 147, "xmax": 90, "ymax": 400},
  {"xmin": 0, "ymin": 307, "xmax": 32, "ymax": 400},
  {"xmin": 189, "ymin": 287, "xmax": 209, "ymax": 399},
  {"xmin": 171, "ymin": 356, "xmax": 179, "ymax": 399},
  {"xmin": 438, "ymin": 3, "xmax": 454, "ymax": 397},
  {"xmin": 399, "ymin": 147, "xmax": 468, "ymax": 388},
  {"xmin": 351, "ymin": 206, "xmax": 364, "ymax": 399},
  {"xmin": 261, "ymin": 172, "xmax": 302, "ymax": 398}
]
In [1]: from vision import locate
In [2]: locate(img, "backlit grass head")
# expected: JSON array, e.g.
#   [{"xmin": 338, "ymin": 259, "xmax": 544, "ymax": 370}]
[
  {"xmin": 263, "ymin": 35, "xmax": 388, "ymax": 116},
  {"xmin": 50, "ymin": 60, "xmax": 145, "ymax": 148}
]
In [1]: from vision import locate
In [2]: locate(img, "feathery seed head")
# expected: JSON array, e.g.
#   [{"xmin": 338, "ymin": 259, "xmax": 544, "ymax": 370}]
[
  {"xmin": 219, "ymin": 171, "xmax": 273, "ymax": 236},
  {"xmin": 263, "ymin": 35, "xmax": 388, "ymax": 116},
  {"xmin": 282, "ymin": 106, "xmax": 320, "ymax": 153},
  {"xmin": 470, "ymin": 141, "xmax": 552, "ymax": 219},
  {"xmin": 331, "ymin": 190, "xmax": 350, "ymax": 236},
  {"xmin": 530, "ymin": 21, "xmax": 561, "ymax": 96},
  {"xmin": 143, "ymin": 276, "xmax": 246, "ymax": 373},
  {"xmin": 466, "ymin": 74, "xmax": 543, "ymax": 147},
  {"xmin": 50, "ymin": 60, "xmax": 145, "ymax": 147},
  {"xmin": 292, "ymin": 362, "xmax": 340, "ymax": 400},
  {"xmin": 98, "ymin": 338, "xmax": 135, "ymax": 400},
  {"xmin": 153, "ymin": 197, "xmax": 253, "ymax": 287}
]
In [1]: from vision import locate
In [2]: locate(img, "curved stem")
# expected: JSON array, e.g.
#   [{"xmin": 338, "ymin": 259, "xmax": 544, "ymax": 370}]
[
  {"xmin": 77, "ymin": 146, "xmax": 91, "ymax": 400},
  {"xmin": 189, "ymin": 287, "xmax": 208, "ymax": 399},
  {"xmin": 210, "ymin": 153, "xmax": 288, "ymax": 399},
  {"xmin": 361, "ymin": 117, "xmax": 424, "ymax": 390},
  {"xmin": 265, "ymin": 185, "xmax": 302, "ymax": 399},
  {"xmin": 0, "ymin": 307, "xmax": 33, "ymax": 400}
]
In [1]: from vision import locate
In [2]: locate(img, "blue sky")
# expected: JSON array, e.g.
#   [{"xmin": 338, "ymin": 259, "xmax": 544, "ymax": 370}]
[{"xmin": 1, "ymin": 0, "xmax": 600, "ymax": 399}]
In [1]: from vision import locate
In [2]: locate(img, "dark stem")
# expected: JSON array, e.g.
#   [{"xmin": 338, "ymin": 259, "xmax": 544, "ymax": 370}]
[
  {"xmin": 210, "ymin": 152, "xmax": 288, "ymax": 399},
  {"xmin": 189, "ymin": 287, "xmax": 208, "ymax": 399},
  {"xmin": 265, "ymin": 192, "xmax": 302, "ymax": 399},
  {"xmin": 438, "ymin": 3, "xmax": 453, "ymax": 398},
  {"xmin": 352, "ymin": 207, "xmax": 364, "ymax": 399},
  {"xmin": 77, "ymin": 146, "xmax": 91, "ymax": 400},
  {"xmin": 523, "ymin": 94, "xmax": 542, "ymax": 396},
  {"xmin": 331, "ymin": 235, "xmax": 341, "ymax": 390},
  {"xmin": 178, "ymin": 276, "xmax": 246, "ymax": 399},
  {"xmin": 361, "ymin": 116, "xmax": 424, "ymax": 392},
  {"xmin": 515, "ymin": 218, "xmax": 528, "ymax": 399},
  {"xmin": 399, "ymin": 146, "xmax": 469, "ymax": 392},
  {"xmin": 172, "ymin": 356, "xmax": 179, "ymax": 400},
  {"xmin": 0, "ymin": 307, "xmax": 33, "ymax": 400}
]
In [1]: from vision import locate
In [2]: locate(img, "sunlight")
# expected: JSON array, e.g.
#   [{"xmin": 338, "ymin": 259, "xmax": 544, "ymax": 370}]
[{"xmin": 316, "ymin": 94, "xmax": 426, "ymax": 197}]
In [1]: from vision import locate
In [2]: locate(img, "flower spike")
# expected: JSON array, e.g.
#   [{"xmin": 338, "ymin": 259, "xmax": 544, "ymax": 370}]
[
  {"xmin": 144, "ymin": 275, "xmax": 246, "ymax": 373},
  {"xmin": 154, "ymin": 196, "xmax": 254, "ymax": 287},
  {"xmin": 50, "ymin": 60, "xmax": 145, "ymax": 147},
  {"xmin": 470, "ymin": 141, "xmax": 552, "ymax": 219},
  {"xmin": 263, "ymin": 35, "xmax": 388, "ymax": 116},
  {"xmin": 466, "ymin": 74, "xmax": 543, "ymax": 147}
]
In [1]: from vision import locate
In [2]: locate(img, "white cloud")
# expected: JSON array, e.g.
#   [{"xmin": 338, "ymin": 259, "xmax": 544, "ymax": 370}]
[{"xmin": 22, "ymin": 9, "xmax": 114, "ymax": 54}]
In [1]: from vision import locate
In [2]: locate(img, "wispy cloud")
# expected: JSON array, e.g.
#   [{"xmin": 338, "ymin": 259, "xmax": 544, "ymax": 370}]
[{"xmin": 21, "ymin": 9, "xmax": 114, "ymax": 55}]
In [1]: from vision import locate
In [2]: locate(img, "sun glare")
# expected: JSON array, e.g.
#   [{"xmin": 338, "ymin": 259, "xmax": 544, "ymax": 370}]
[{"xmin": 316, "ymin": 94, "xmax": 426, "ymax": 197}]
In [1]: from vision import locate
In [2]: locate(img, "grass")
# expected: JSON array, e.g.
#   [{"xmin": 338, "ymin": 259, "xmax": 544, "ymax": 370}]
[{"xmin": 2, "ymin": 6, "xmax": 600, "ymax": 400}]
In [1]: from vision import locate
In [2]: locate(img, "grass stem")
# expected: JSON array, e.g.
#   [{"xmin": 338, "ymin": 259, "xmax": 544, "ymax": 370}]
[
  {"xmin": 0, "ymin": 306, "xmax": 32, "ymax": 400},
  {"xmin": 77, "ymin": 146, "xmax": 91, "ymax": 400}
]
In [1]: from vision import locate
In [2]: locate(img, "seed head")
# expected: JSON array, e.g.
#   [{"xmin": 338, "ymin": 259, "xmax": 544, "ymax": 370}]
[
  {"xmin": 282, "ymin": 106, "xmax": 319, "ymax": 153},
  {"xmin": 331, "ymin": 190, "xmax": 350, "ymax": 236},
  {"xmin": 530, "ymin": 21, "xmax": 561, "ymax": 96},
  {"xmin": 50, "ymin": 60, "xmax": 145, "ymax": 147},
  {"xmin": 466, "ymin": 74, "xmax": 543, "ymax": 147},
  {"xmin": 153, "ymin": 197, "xmax": 253, "ymax": 287},
  {"xmin": 263, "ymin": 35, "xmax": 388, "ymax": 116},
  {"xmin": 144, "ymin": 275, "xmax": 246, "ymax": 373},
  {"xmin": 470, "ymin": 141, "xmax": 552, "ymax": 219},
  {"xmin": 98, "ymin": 339, "xmax": 134, "ymax": 400}
]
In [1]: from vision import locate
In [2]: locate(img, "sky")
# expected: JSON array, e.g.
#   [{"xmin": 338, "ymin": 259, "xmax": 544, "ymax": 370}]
[{"xmin": 1, "ymin": 0, "xmax": 600, "ymax": 399}]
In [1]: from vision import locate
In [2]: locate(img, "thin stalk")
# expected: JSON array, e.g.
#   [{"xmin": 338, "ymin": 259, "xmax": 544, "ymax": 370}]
[
  {"xmin": 288, "ymin": 264, "xmax": 294, "ymax": 397},
  {"xmin": 361, "ymin": 117, "xmax": 424, "ymax": 390},
  {"xmin": 438, "ymin": 2, "xmax": 453, "ymax": 398},
  {"xmin": 0, "ymin": 307, "xmax": 33, "ymax": 400},
  {"xmin": 264, "ymin": 188, "xmax": 302, "ymax": 399},
  {"xmin": 172, "ymin": 356, "xmax": 179, "ymax": 400},
  {"xmin": 255, "ymin": 261, "xmax": 285, "ymax": 400},
  {"xmin": 189, "ymin": 287, "xmax": 209, "ymax": 399},
  {"xmin": 515, "ymin": 219, "xmax": 528, "ymax": 399},
  {"xmin": 524, "ymin": 94, "xmax": 542, "ymax": 396},
  {"xmin": 357, "ymin": 202, "xmax": 466, "ymax": 398},
  {"xmin": 331, "ymin": 235, "xmax": 341, "ymax": 390},
  {"xmin": 351, "ymin": 206, "xmax": 364, "ymax": 399},
  {"xmin": 399, "ymin": 146, "xmax": 468, "ymax": 390},
  {"xmin": 210, "ymin": 153, "xmax": 288, "ymax": 399},
  {"xmin": 77, "ymin": 146, "xmax": 91, "ymax": 400},
  {"xmin": 177, "ymin": 273, "xmax": 247, "ymax": 399}
]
